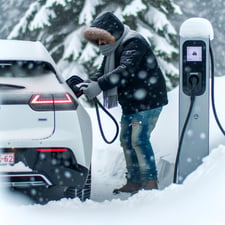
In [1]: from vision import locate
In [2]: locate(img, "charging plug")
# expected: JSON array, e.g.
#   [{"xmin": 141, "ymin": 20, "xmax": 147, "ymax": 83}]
[
  {"xmin": 66, "ymin": 75, "xmax": 85, "ymax": 97},
  {"xmin": 183, "ymin": 72, "xmax": 204, "ymax": 96},
  {"xmin": 189, "ymin": 74, "xmax": 199, "ymax": 87},
  {"xmin": 189, "ymin": 74, "xmax": 200, "ymax": 96}
]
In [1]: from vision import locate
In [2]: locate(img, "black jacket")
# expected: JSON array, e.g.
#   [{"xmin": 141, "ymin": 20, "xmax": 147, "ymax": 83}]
[{"xmin": 89, "ymin": 12, "xmax": 168, "ymax": 115}]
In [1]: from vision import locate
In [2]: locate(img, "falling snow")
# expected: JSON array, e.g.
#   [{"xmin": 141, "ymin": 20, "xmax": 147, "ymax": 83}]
[{"xmin": 1, "ymin": 76, "xmax": 225, "ymax": 225}]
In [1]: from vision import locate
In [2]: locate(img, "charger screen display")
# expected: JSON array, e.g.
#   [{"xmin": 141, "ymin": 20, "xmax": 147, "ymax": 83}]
[{"xmin": 187, "ymin": 46, "xmax": 202, "ymax": 62}]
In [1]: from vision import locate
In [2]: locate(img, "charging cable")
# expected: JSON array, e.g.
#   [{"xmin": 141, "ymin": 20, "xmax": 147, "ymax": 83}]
[
  {"xmin": 66, "ymin": 75, "xmax": 119, "ymax": 144},
  {"xmin": 93, "ymin": 98, "xmax": 119, "ymax": 144},
  {"xmin": 210, "ymin": 44, "xmax": 225, "ymax": 136},
  {"xmin": 173, "ymin": 76, "xmax": 197, "ymax": 183}
]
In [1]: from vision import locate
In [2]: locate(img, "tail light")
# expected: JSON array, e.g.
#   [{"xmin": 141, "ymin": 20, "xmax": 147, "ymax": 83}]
[
  {"xmin": 29, "ymin": 93, "xmax": 78, "ymax": 111},
  {"xmin": 37, "ymin": 148, "xmax": 68, "ymax": 152}
]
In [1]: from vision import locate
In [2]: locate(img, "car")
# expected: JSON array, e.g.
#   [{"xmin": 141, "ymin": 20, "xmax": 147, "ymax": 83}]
[{"xmin": 0, "ymin": 39, "xmax": 92, "ymax": 204}]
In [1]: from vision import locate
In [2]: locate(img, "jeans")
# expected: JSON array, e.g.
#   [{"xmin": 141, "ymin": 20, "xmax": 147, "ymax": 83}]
[{"xmin": 120, "ymin": 107, "xmax": 162, "ymax": 184}]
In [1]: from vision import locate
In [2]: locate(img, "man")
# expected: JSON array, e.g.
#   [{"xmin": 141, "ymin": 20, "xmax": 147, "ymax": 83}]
[{"xmin": 81, "ymin": 11, "xmax": 168, "ymax": 194}]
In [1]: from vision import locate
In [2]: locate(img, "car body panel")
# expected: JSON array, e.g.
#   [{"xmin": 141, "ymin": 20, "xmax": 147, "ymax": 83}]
[
  {"xmin": 0, "ymin": 73, "xmax": 68, "ymax": 140},
  {"xmin": 0, "ymin": 104, "xmax": 54, "ymax": 140},
  {"xmin": 0, "ymin": 40, "xmax": 92, "ymax": 201}
]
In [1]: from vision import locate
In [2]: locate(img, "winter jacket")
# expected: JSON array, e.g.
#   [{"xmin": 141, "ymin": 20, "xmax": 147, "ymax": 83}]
[{"xmin": 84, "ymin": 12, "xmax": 168, "ymax": 115}]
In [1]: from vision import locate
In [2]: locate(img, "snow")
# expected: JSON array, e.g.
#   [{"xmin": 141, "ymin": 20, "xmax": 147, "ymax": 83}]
[
  {"xmin": 152, "ymin": 33, "xmax": 178, "ymax": 57},
  {"xmin": 157, "ymin": 57, "xmax": 179, "ymax": 89},
  {"xmin": 122, "ymin": 0, "xmax": 146, "ymax": 17},
  {"xmin": 45, "ymin": 0, "xmax": 67, "ymax": 8},
  {"xmin": 62, "ymin": 28, "xmax": 84, "ymax": 61},
  {"xmin": 145, "ymin": 5, "xmax": 177, "ymax": 35},
  {"xmin": 7, "ymin": 0, "xmax": 180, "ymax": 89},
  {"xmin": 0, "ymin": 162, "xmax": 32, "ymax": 172},
  {"xmin": 1, "ymin": 76, "xmax": 225, "ymax": 225},
  {"xmin": 79, "ymin": 0, "xmax": 103, "ymax": 25},
  {"xmin": 180, "ymin": 17, "xmax": 214, "ymax": 40},
  {"xmin": 29, "ymin": 3, "xmax": 55, "ymax": 30},
  {"xmin": 8, "ymin": 2, "xmax": 39, "ymax": 39}
]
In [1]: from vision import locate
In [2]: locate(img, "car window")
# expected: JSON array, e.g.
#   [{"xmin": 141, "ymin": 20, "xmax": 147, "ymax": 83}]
[{"xmin": 0, "ymin": 60, "xmax": 57, "ymax": 78}]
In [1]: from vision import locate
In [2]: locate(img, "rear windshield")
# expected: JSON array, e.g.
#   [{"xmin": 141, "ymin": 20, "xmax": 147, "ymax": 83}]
[{"xmin": 0, "ymin": 60, "xmax": 57, "ymax": 78}]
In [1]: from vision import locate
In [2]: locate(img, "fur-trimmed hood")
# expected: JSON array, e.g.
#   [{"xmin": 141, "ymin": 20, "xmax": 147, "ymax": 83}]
[{"xmin": 83, "ymin": 12, "xmax": 124, "ymax": 45}]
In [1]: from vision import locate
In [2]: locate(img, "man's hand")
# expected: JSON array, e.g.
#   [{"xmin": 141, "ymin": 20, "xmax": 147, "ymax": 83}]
[{"xmin": 80, "ymin": 80, "xmax": 102, "ymax": 100}]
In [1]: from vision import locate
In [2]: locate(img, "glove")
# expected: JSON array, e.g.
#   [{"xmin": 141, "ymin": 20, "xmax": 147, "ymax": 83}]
[{"xmin": 80, "ymin": 80, "xmax": 102, "ymax": 100}]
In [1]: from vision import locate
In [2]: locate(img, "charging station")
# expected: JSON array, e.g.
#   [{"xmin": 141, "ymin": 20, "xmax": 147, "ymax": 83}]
[{"xmin": 174, "ymin": 18, "xmax": 214, "ymax": 183}]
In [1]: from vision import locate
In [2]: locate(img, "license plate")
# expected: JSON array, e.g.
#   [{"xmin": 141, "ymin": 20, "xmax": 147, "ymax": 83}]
[{"xmin": 0, "ymin": 153, "xmax": 15, "ymax": 165}]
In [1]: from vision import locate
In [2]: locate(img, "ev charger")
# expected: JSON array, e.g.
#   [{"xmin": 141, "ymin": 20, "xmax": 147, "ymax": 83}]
[{"xmin": 174, "ymin": 18, "xmax": 214, "ymax": 183}]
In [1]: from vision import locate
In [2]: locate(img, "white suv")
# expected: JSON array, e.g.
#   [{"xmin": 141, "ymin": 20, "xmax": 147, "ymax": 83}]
[{"xmin": 0, "ymin": 40, "xmax": 92, "ymax": 204}]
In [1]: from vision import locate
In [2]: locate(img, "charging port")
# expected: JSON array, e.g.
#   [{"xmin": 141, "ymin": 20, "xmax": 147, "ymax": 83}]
[{"xmin": 188, "ymin": 72, "xmax": 202, "ymax": 96}]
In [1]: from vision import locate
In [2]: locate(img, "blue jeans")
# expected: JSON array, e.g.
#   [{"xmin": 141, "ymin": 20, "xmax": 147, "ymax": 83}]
[{"xmin": 120, "ymin": 107, "xmax": 162, "ymax": 184}]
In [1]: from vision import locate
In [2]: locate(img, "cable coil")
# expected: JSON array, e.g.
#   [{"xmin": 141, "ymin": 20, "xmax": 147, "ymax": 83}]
[{"xmin": 94, "ymin": 98, "xmax": 119, "ymax": 144}]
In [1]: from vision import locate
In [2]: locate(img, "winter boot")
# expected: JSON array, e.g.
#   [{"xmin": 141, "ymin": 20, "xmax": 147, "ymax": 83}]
[
  {"xmin": 113, "ymin": 180, "xmax": 141, "ymax": 194},
  {"xmin": 142, "ymin": 179, "xmax": 158, "ymax": 190}
]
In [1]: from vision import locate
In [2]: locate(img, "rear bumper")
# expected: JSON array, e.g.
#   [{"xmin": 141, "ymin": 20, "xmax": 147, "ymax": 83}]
[
  {"xmin": 0, "ymin": 148, "xmax": 89, "ymax": 188},
  {"xmin": 0, "ymin": 171, "xmax": 52, "ymax": 187}
]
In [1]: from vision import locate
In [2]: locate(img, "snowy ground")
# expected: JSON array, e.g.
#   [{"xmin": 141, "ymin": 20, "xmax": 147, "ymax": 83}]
[{"xmin": 1, "ymin": 77, "xmax": 225, "ymax": 225}]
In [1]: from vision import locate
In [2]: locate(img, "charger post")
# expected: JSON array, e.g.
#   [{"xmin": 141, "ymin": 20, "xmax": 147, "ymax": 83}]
[{"xmin": 175, "ymin": 18, "xmax": 214, "ymax": 183}]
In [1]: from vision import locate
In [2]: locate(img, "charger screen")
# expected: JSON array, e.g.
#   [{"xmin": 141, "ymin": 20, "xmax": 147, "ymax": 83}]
[{"xmin": 187, "ymin": 46, "xmax": 202, "ymax": 62}]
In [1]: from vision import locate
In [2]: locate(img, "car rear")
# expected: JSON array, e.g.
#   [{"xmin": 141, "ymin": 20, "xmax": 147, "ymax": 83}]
[{"xmin": 0, "ymin": 42, "xmax": 92, "ymax": 203}]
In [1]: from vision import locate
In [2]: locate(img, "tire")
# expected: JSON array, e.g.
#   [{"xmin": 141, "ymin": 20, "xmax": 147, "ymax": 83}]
[
  {"xmin": 64, "ymin": 166, "xmax": 92, "ymax": 201},
  {"xmin": 78, "ymin": 166, "xmax": 91, "ymax": 201}
]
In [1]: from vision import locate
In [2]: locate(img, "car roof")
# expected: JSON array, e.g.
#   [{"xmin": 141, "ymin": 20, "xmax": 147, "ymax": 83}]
[{"xmin": 0, "ymin": 39, "xmax": 57, "ymax": 68}]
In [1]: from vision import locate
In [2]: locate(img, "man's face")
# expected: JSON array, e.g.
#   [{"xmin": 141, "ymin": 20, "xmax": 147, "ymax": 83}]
[{"xmin": 98, "ymin": 39, "xmax": 108, "ymax": 45}]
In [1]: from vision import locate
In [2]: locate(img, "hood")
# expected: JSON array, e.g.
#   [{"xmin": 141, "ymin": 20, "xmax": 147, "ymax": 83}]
[{"xmin": 83, "ymin": 12, "xmax": 124, "ymax": 45}]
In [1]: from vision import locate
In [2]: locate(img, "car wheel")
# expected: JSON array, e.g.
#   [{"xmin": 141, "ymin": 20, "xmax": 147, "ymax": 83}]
[
  {"xmin": 79, "ymin": 166, "xmax": 92, "ymax": 201},
  {"xmin": 64, "ymin": 166, "xmax": 92, "ymax": 201}
]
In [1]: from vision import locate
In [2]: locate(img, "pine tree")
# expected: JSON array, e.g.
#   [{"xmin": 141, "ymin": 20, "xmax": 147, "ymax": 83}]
[
  {"xmin": 8, "ymin": 0, "xmax": 181, "ymax": 89},
  {"xmin": 0, "ymin": 0, "xmax": 32, "ymax": 38}
]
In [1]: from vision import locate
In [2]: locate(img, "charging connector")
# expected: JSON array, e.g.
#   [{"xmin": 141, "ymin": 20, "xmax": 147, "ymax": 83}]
[
  {"xmin": 189, "ymin": 74, "xmax": 199, "ymax": 95},
  {"xmin": 173, "ymin": 80, "xmax": 196, "ymax": 183}
]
